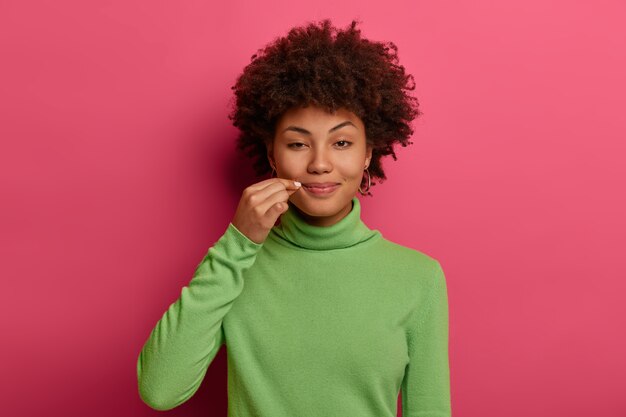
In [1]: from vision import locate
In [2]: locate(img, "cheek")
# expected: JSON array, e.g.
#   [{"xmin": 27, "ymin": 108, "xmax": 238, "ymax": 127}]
[
  {"xmin": 274, "ymin": 151, "xmax": 299, "ymax": 172},
  {"xmin": 338, "ymin": 157, "xmax": 366, "ymax": 179}
]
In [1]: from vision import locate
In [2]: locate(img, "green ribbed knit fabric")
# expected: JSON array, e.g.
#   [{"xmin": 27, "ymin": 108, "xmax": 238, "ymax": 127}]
[{"xmin": 137, "ymin": 197, "xmax": 451, "ymax": 416}]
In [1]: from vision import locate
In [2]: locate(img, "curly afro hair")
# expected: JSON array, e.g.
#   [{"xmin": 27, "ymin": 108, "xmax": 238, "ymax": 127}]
[{"xmin": 227, "ymin": 18, "xmax": 421, "ymax": 196}]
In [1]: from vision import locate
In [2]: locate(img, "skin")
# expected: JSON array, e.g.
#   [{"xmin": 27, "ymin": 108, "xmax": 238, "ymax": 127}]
[
  {"xmin": 231, "ymin": 177, "xmax": 301, "ymax": 244},
  {"xmin": 266, "ymin": 104, "xmax": 373, "ymax": 227}
]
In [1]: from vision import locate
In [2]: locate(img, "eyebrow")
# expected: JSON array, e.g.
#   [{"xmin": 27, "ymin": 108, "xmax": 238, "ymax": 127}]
[{"xmin": 281, "ymin": 121, "xmax": 357, "ymax": 136}]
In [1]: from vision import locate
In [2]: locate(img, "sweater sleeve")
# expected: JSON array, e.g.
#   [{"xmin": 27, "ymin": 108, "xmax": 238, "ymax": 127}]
[
  {"xmin": 136, "ymin": 222, "xmax": 263, "ymax": 411},
  {"xmin": 401, "ymin": 261, "xmax": 451, "ymax": 417}
]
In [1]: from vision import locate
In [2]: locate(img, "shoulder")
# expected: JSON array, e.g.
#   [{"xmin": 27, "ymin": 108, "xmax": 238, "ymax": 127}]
[
  {"xmin": 370, "ymin": 238, "xmax": 446, "ymax": 306},
  {"xmin": 376, "ymin": 236, "xmax": 440, "ymax": 268},
  {"xmin": 366, "ymin": 237, "xmax": 447, "ymax": 321}
]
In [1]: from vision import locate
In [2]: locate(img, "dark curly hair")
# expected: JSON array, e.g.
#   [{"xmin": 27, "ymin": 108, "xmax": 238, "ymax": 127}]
[{"xmin": 227, "ymin": 18, "xmax": 421, "ymax": 196}]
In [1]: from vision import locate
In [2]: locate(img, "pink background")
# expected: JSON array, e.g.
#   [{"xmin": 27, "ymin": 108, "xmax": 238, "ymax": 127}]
[{"xmin": 1, "ymin": 1, "xmax": 625, "ymax": 416}]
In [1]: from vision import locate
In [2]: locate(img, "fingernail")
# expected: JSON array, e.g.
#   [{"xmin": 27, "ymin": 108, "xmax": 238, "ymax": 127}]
[{"xmin": 293, "ymin": 181, "xmax": 301, "ymax": 187}]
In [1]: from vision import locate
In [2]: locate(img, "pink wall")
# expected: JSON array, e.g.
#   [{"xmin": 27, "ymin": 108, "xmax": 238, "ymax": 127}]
[{"xmin": 1, "ymin": 1, "xmax": 625, "ymax": 416}]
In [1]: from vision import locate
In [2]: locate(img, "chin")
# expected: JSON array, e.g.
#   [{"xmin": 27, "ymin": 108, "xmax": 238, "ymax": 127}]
[{"xmin": 290, "ymin": 193, "xmax": 352, "ymax": 216}]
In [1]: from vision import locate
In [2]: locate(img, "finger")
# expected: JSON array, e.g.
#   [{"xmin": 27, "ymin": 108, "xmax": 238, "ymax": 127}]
[
  {"xmin": 281, "ymin": 178, "xmax": 302, "ymax": 191},
  {"xmin": 250, "ymin": 179, "xmax": 302, "ymax": 204},
  {"xmin": 276, "ymin": 201, "xmax": 290, "ymax": 213},
  {"xmin": 246, "ymin": 178, "xmax": 276, "ymax": 192},
  {"xmin": 248, "ymin": 177, "xmax": 301, "ymax": 193},
  {"xmin": 257, "ymin": 187, "xmax": 293, "ymax": 219},
  {"xmin": 250, "ymin": 181, "xmax": 289, "ymax": 205}
]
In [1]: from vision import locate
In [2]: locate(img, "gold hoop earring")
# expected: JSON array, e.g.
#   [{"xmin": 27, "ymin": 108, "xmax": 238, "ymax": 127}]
[{"xmin": 358, "ymin": 167, "xmax": 371, "ymax": 195}]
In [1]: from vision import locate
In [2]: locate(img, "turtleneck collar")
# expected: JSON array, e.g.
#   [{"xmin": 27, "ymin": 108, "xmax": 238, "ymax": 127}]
[{"xmin": 269, "ymin": 197, "xmax": 381, "ymax": 251}]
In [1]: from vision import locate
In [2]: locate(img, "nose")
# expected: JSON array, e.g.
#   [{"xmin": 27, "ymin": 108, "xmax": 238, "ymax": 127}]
[{"xmin": 307, "ymin": 147, "xmax": 332, "ymax": 174}]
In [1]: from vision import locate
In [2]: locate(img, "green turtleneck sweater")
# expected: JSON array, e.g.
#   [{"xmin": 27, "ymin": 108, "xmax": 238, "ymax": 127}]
[{"xmin": 137, "ymin": 197, "xmax": 451, "ymax": 416}]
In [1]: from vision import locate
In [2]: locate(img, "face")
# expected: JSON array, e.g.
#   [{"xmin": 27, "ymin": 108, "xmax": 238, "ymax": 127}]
[{"xmin": 267, "ymin": 104, "xmax": 373, "ymax": 227}]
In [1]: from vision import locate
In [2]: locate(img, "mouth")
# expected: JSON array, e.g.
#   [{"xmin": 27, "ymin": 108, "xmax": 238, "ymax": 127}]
[{"xmin": 301, "ymin": 183, "xmax": 340, "ymax": 196}]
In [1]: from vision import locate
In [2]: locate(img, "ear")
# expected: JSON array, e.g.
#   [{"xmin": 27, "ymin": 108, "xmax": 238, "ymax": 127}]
[
  {"xmin": 365, "ymin": 143, "xmax": 373, "ymax": 168},
  {"xmin": 266, "ymin": 141, "xmax": 275, "ymax": 169}
]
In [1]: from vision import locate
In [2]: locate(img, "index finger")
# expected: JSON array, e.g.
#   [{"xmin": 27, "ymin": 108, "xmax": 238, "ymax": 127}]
[{"xmin": 249, "ymin": 177, "xmax": 302, "ymax": 192}]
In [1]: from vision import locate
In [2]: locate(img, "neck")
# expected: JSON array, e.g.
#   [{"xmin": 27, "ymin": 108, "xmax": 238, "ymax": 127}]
[
  {"xmin": 290, "ymin": 201, "xmax": 353, "ymax": 227},
  {"xmin": 269, "ymin": 196, "xmax": 382, "ymax": 251}
]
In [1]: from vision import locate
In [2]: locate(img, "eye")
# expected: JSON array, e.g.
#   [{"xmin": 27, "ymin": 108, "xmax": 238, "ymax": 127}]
[
  {"xmin": 335, "ymin": 140, "xmax": 352, "ymax": 148},
  {"xmin": 287, "ymin": 142, "xmax": 306, "ymax": 149}
]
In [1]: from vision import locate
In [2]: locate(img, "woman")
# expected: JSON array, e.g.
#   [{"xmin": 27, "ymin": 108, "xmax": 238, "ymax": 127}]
[{"xmin": 137, "ymin": 19, "xmax": 451, "ymax": 416}]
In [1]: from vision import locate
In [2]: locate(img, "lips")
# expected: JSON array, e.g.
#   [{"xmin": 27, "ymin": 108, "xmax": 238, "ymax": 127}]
[
  {"xmin": 302, "ymin": 182, "xmax": 340, "ymax": 189},
  {"xmin": 301, "ymin": 182, "xmax": 340, "ymax": 195}
]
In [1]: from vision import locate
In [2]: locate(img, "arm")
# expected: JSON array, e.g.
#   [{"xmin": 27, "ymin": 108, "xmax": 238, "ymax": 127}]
[
  {"xmin": 136, "ymin": 223, "xmax": 263, "ymax": 411},
  {"xmin": 401, "ymin": 261, "xmax": 451, "ymax": 417}
]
